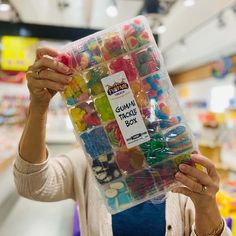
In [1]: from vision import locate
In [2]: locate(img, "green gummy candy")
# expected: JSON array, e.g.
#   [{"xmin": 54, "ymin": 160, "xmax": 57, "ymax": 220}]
[
  {"xmin": 140, "ymin": 64, "xmax": 148, "ymax": 76},
  {"xmin": 139, "ymin": 53, "xmax": 150, "ymax": 64}
]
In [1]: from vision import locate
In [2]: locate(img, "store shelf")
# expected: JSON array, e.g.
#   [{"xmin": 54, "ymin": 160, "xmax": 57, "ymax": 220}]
[{"xmin": 0, "ymin": 156, "xmax": 15, "ymax": 173}]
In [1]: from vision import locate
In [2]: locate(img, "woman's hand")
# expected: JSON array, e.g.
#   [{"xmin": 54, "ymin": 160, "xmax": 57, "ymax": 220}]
[
  {"xmin": 26, "ymin": 47, "xmax": 72, "ymax": 106},
  {"xmin": 173, "ymin": 153, "xmax": 223, "ymax": 235}
]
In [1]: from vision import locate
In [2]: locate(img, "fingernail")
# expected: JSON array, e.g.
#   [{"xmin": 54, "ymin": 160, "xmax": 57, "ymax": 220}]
[
  {"xmin": 175, "ymin": 172, "xmax": 182, "ymax": 179},
  {"xmin": 60, "ymin": 84, "xmax": 65, "ymax": 90},
  {"xmin": 62, "ymin": 65, "xmax": 70, "ymax": 72},
  {"xmin": 179, "ymin": 164, "xmax": 187, "ymax": 171},
  {"xmin": 66, "ymin": 76, "xmax": 72, "ymax": 82}
]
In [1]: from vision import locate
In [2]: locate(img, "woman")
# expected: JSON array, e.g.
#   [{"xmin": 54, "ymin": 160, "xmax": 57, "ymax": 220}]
[{"xmin": 14, "ymin": 47, "xmax": 232, "ymax": 236}]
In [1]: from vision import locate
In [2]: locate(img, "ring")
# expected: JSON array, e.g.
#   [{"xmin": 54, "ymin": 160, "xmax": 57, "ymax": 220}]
[
  {"xmin": 35, "ymin": 69, "xmax": 43, "ymax": 78},
  {"xmin": 200, "ymin": 185, "xmax": 208, "ymax": 193}
]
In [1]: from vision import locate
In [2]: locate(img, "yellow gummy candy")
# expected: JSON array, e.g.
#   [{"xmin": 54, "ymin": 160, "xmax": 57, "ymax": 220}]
[
  {"xmin": 70, "ymin": 108, "xmax": 80, "ymax": 119},
  {"xmin": 64, "ymin": 86, "xmax": 74, "ymax": 97},
  {"xmin": 81, "ymin": 85, "xmax": 88, "ymax": 93},
  {"xmin": 76, "ymin": 121, "xmax": 86, "ymax": 131}
]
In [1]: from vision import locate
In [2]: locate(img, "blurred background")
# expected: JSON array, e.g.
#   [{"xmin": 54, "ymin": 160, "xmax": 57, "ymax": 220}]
[{"xmin": 0, "ymin": 0, "xmax": 236, "ymax": 235}]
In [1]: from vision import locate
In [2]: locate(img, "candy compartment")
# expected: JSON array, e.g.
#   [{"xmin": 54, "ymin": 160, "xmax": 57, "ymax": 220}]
[
  {"xmin": 94, "ymin": 94, "xmax": 115, "ymax": 122},
  {"xmin": 102, "ymin": 180, "xmax": 133, "ymax": 212},
  {"xmin": 122, "ymin": 17, "xmax": 153, "ymax": 50},
  {"xmin": 109, "ymin": 55, "xmax": 138, "ymax": 83},
  {"xmin": 63, "ymin": 73, "xmax": 90, "ymax": 106},
  {"xmin": 115, "ymin": 147, "xmax": 147, "ymax": 174},
  {"xmin": 126, "ymin": 169, "xmax": 157, "ymax": 200},
  {"xmin": 105, "ymin": 121, "xmax": 125, "ymax": 148},
  {"xmin": 91, "ymin": 153, "xmax": 121, "ymax": 184},
  {"xmin": 85, "ymin": 64, "xmax": 110, "ymax": 96},
  {"xmin": 131, "ymin": 46, "xmax": 161, "ymax": 77},
  {"xmin": 163, "ymin": 124, "xmax": 194, "ymax": 156},
  {"xmin": 72, "ymin": 38, "xmax": 103, "ymax": 70},
  {"xmin": 139, "ymin": 132, "xmax": 170, "ymax": 167},
  {"xmin": 98, "ymin": 32, "xmax": 127, "ymax": 60},
  {"xmin": 80, "ymin": 126, "xmax": 112, "ymax": 159},
  {"xmin": 69, "ymin": 101, "xmax": 101, "ymax": 132}
]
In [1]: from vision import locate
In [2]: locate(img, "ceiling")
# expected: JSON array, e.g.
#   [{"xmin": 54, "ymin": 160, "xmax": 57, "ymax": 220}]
[
  {"xmin": 1, "ymin": 0, "xmax": 236, "ymax": 73},
  {"xmin": 5, "ymin": 0, "xmax": 177, "ymax": 29}
]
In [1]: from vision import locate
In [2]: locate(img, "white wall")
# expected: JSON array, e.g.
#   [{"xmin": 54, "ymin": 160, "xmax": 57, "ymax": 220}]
[
  {"xmin": 163, "ymin": 4, "xmax": 236, "ymax": 72},
  {"xmin": 160, "ymin": 0, "xmax": 235, "ymax": 50}
]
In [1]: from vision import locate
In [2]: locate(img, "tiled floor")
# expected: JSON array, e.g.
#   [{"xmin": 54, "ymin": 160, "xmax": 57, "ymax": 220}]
[{"xmin": 0, "ymin": 144, "xmax": 75, "ymax": 236}]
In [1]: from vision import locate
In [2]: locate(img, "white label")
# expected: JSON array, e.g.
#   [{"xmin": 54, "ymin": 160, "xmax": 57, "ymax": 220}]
[{"xmin": 101, "ymin": 71, "xmax": 150, "ymax": 148}]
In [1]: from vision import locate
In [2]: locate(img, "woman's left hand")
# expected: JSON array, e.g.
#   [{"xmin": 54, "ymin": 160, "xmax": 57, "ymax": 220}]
[
  {"xmin": 173, "ymin": 153, "xmax": 220, "ymax": 209},
  {"xmin": 172, "ymin": 153, "xmax": 223, "ymax": 235}
]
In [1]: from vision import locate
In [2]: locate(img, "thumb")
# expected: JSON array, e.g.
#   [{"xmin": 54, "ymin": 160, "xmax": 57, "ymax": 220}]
[
  {"xmin": 172, "ymin": 187, "xmax": 193, "ymax": 198},
  {"xmin": 36, "ymin": 47, "xmax": 59, "ymax": 60}
]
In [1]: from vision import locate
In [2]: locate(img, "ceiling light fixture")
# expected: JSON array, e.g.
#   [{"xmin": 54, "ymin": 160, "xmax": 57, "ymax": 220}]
[
  {"xmin": 106, "ymin": 0, "xmax": 118, "ymax": 18},
  {"xmin": 218, "ymin": 13, "xmax": 225, "ymax": 28},
  {"xmin": 0, "ymin": 2, "xmax": 11, "ymax": 12},
  {"xmin": 183, "ymin": 0, "xmax": 196, "ymax": 7},
  {"xmin": 155, "ymin": 23, "xmax": 167, "ymax": 34},
  {"xmin": 232, "ymin": 4, "xmax": 236, "ymax": 15}
]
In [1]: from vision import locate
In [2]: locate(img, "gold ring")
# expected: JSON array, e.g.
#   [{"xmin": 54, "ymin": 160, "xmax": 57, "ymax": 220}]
[
  {"xmin": 35, "ymin": 69, "xmax": 43, "ymax": 78},
  {"xmin": 200, "ymin": 185, "xmax": 208, "ymax": 193}
]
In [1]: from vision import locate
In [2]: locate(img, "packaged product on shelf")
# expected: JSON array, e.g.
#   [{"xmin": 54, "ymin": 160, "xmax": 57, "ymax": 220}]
[{"xmin": 57, "ymin": 16, "xmax": 196, "ymax": 214}]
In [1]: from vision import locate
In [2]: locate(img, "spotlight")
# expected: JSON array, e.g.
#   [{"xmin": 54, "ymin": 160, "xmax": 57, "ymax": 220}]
[
  {"xmin": 232, "ymin": 5, "xmax": 236, "ymax": 15},
  {"xmin": 155, "ymin": 23, "xmax": 167, "ymax": 34},
  {"xmin": 179, "ymin": 39, "xmax": 187, "ymax": 51},
  {"xmin": 218, "ymin": 13, "xmax": 225, "ymax": 28},
  {"xmin": 0, "ymin": 3, "xmax": 11, "ymax": 12},
  {"xmin": 106, "ymin": 0, "xmax": 118, "ymax": 18},
  {"xmin": 184, "ymin": 0, "xmax": 196, "ymax": 7}
]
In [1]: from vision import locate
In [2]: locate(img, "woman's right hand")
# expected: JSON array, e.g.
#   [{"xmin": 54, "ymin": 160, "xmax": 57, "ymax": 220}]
[{"xmin": 26, "ymin": 47, "xmax": 73, "ymax": 107}]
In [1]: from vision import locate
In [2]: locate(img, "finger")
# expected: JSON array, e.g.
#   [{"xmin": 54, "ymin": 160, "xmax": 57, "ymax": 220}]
[
  {"xmin": 179, "ymin": 164, "xmax": 212, "ymax": 186},
  {"xmin": 191, "ymin": 154, "xmax": 218, "ymax": 179},
  {"xmin": 32, "ymin": 56, "xmax": 71, "ymax": 74},
  {"xmin": 172, "ymin": 187, "xmax": 192, "ymax": 197},
  {"xmin": 32, "ymin": 69, "xmax": 72, "ymax": 84},
  {"xmin": 36, "ymin": 47, "xmax": 59, "ymax": 60},
  {"xmin": 28, "ymin": 77, "xmax": 65, "ymax": 92},
  {"xmin": 175, "ymin": 172, "xmax": 202, "ymax": 193}
]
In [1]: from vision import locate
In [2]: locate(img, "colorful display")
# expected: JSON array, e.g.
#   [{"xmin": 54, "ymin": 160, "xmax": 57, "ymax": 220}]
[{"xmin": 58, "ymin": 16, "xmax": 196, "ymax": 214}]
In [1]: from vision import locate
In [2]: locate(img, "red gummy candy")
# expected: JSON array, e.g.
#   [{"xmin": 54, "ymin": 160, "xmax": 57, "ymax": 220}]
[
  {"xmin": 159, "ymin": 103, "xmax": 165, "ymax": 110},
  {"xmin": 83, "ymin": 113, "xmax": 100, "ymax": 126},
  {"xmin": 148, "ymin": 90, "xmax": 157, "ymax": 97},
  {"xmin": 119, "ymin": 139, "xmax": 125, "ymax": 147},
  {"xmin": 141, "ymin": 108, "xmax": 151, "ymax": 119},
  {"xmin": 106, "ymin": 36, "xmax": 123, "ymax": 52},
  {"xmin": 146, "ymin": 60, "xmax": 158, "ymax": 74},
  {"xmin": 110, "ymin": 57, "xmax": 137, "ymax": 82},
  {"xmin": 57, "ymin": 53, "xmax": 72, "ymax": 68},
  {"xmin": 116, "ymin": 152, "xmax": 130, "ymax": 171},
  {"xmin": 123, "ymin": 24, "xmax": 136, "ymax": 37},
  {"xmin": 133, "ymin": 18, "xmax": 142, "ymax": 26},
  {"xmin": 140, "ymin": 31, "xmax": 149, "ymax": 41}
]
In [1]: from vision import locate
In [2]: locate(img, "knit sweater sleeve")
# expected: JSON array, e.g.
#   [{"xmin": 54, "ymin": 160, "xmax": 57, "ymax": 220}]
[
  {"xmin": 183, "ymin": 196, "xmax": 232, "ymax": 236},
  {"xmin": 13, "ymin": 149, "xmax": 83, "ymax": 202}
]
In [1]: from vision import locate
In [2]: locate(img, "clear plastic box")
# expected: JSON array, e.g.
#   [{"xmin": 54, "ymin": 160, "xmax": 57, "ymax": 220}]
[{"xmin": 57, "ymin": 16, "xmax": 196, "ymax": 214}]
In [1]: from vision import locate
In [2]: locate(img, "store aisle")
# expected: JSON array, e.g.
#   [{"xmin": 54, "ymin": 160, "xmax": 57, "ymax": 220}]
[{"xmin": 0, "ymin": 145, "xmax": 75, "ymax": 236}]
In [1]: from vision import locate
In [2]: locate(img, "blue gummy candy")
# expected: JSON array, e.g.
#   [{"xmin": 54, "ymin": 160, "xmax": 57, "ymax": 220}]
[
  {"xmin": 157, "ymin": 89, "xmax": 163, "ymax": 96},
  {"xmin": 146, "ymin": 76, "xmax": 153, "ymax": 84},
  {"xmin": 150, "ymin": 83, "xmax": 158, "ymax": 90},
  {"xmin": 118, "ymin": 192, "xmax": 131, "ymax": 205},
  {"xmin": 155, "ymin": 109, "xmax": 169, "ymax": 120},
  {"xmin": 67, "ymin": 97, "xmax": 76, "ymax": 105},
  {"xmin": 153, "ymin": 74, "xmax": 161, "ymax": 80}
]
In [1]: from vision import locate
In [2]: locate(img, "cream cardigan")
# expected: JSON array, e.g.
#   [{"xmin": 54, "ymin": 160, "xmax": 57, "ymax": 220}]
[{"xmin": 13, "ymin": 148, "xmax": 231, "ymax": 236}]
